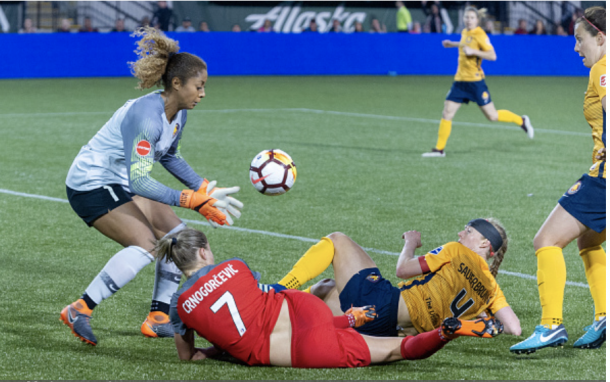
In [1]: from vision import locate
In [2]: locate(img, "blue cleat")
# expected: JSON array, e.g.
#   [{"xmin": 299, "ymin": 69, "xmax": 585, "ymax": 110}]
[
  {"xmin": 510, "ymin": 324, "xmax": 568, "ymax": 354},
  {"xmin": 573, "ymin": 317, "xmax": 606, "ymax": 349}
]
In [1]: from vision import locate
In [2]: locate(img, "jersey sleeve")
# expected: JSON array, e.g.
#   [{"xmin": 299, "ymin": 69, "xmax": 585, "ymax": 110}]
[
  {"xmin": 477, "ymin": 30, "xmax": 493, "ymax": 51},
  {"xmin": 170, "ymin": 292, "xmax": 188, "ymax": 335},
  {"xmin": 159, "ymin": 127, "xmax": 205, "ymax": 190},
  {"xmin": 590, "ymin": 63, "xmax": 606, "ymax": 100},
  {"xmin": 488, "ymin": 283, "xmax": 509, "ymax": 314},
  {"xmin": 121, "ymin": 100, "xmax": 182, "ymax": 206},
  {"xmin": 423, "ymin": 243, "xmax": 458, "ymax": 273}
]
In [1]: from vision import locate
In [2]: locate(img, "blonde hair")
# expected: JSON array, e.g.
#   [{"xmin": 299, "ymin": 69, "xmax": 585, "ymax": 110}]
[
  {"xmin": 486, "ymin": 218, "xmax": 508, "ymax": 278},
  {"xmin": 464, "ymin": 6, "xmax": 488, "ymax": 25},
  {"xmin": 153, "ymin": 228, "xmax": 209, "ymax": 275},
  {"xmin": 128, "ymin": 26, "xmax": 207, "ymax": 90}
]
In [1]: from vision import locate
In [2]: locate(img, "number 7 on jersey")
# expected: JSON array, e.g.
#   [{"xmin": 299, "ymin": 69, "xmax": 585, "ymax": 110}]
[{"xmin": 210, "ymin": 291, "xmax": 247, "ymax": 336}]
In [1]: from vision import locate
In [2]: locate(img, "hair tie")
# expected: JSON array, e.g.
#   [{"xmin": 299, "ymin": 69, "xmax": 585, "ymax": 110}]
[
  {"xmin": 583, "ymin": 17, "xmax": 605, "ymax": 35},
  {"xmin": 171, "ymin": 237, "xmax": 177, "ymax": 245}
]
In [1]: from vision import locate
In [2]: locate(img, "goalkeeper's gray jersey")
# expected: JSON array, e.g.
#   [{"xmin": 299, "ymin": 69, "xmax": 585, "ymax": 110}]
[{"xmin": 66, "ymin": 91, "xmax": 203, "ymax": 206}]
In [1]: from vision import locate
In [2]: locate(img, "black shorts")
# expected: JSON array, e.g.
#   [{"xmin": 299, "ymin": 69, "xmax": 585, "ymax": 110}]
[
  {"xmin": 66, "ymin": 184, "xmax": 134, "ymax": 226},
  {"xmin": 339, "ymin": 268, "xmax": 401, "ymax": 337}
]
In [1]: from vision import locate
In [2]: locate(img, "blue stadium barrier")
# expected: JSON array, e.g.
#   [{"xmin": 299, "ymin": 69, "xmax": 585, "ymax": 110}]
[{"xmin": 0, "ymin": 32, "xmax": 588, "ymax": 78}]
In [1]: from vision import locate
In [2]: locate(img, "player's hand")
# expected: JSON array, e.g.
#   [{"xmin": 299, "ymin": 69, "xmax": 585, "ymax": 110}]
[
  {"xmin": 197, "ymin": 180, "xmax": 243, "ymax": 219},
  {"xmin": 442, "ymin": 40, "xmax": 454, "ymax": 48},
  {"xmin": 180, "ymin": 189, "xmax": 230, "ymax": 226},
  {"xmin": 402, "ymin": 230, "xmax": 422, "ymax": 248},
  {"xmin": 345, "ymin": 305, "xmax": 377, "ymax": 328},
  {"xmin": 191, "ymin": 346, "xmax": 222, "ymax": 361},
  {"xmin": 596, "ymin": 147, "xmax": 606, "ymax": 161},
  {"xmin": 463, "ymin": 46, "xmax": 476, "ymax": 56}
]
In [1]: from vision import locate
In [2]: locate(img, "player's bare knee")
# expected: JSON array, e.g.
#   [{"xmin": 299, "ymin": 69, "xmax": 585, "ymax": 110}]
[
  {"xmin": 310, "ymin": 278, "xmax": 335, "ymax": 299},
  {"xmin": 326, "ymin": 232, "xmax": 352, "ymax": 248},
  {"xmin": 486, "ymin": 113, "xmax": 498, "ymax": 121}
]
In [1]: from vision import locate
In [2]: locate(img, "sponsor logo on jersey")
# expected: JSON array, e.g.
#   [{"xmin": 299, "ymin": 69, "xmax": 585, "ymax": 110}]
[
  {"xmin": 567, "ymin": 181, "xmax": 582, "ymax": 195},
  {"xmin": 182, "ymin": 264, "xmax": 240, "ymax": 314},
  {"xmin": 429, "ymin": 246, "xmax": 444, "ymax": 255},
  {"xmin": 173, "ymin": 124, "xmax": 179, "ymax": 136},
  {"xmin": 136, "ymin": 140, "xmax": 152, "ymax": 156},
  {"xmin": 601, "ymin": 75, "xmax": 606, "ymax": 87},
  {"xmin": 366, "ymin": 273, "xmax": 381, "ymax": 283}
]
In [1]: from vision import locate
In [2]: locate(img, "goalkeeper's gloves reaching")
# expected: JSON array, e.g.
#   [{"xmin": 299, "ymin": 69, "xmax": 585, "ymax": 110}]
[
  {"xmin": 345, "ymin": 305, "xmax": 377, "ymax": 328},
  {"xmin": 195, "ymin": 179, "xmax": 243, "ymax": 227},
  {"xmin": 180, "ymin": 189, "xmax": 230, "ymax": 226}
]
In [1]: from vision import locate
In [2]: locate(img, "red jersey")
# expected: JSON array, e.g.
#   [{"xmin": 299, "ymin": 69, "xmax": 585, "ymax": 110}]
[{"xmin": 170, "ymin": 258, "xmax": 284, "ymax": 366}]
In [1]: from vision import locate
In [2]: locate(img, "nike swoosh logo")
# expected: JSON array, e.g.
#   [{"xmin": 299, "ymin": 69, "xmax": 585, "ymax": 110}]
[
  {"xmin": 251, "ymin": 174, "xmax": 271, "ymax": 184},
  {"xmin": 594, "ymin": 318, "xmax": 606, "ymax": 331},
  {"xmin": 68, "ymin": 309, "xmax": 77, "ymax": 324},
  {"xmin": 540, "ymin": 329, "xmax": 566, "ymax": 342}
]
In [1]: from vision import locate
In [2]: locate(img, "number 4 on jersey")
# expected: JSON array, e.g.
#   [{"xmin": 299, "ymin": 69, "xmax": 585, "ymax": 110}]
[
  {"xmin": 450, "ymin": 288, "xmax": 474, "ymax": 318},
  {"xmin": 210, "ymin": 291, "xmax": 247, "ymax": 336}
]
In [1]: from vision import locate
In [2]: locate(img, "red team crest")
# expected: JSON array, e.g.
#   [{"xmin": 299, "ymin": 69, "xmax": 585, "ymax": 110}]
[
  {"xmin": 136, "ymin": 140, "xmax": 151, "ymax": 156},
  {"xmin": 601, "ymin": 75, "xmax": 606, "ymax": 87}
]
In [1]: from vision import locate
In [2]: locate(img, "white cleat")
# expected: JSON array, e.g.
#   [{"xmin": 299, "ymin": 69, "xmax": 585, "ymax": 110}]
[
  {"xmin": 422, "ymin": 148, "xmax": 446, "ymax": 158},
  {"xmin": 521, "ymin": 115, "xmax": 534, "ymax": 139}
]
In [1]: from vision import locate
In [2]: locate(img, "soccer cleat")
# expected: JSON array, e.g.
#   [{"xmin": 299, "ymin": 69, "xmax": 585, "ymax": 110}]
[
  {"xmin": 60, "ymin": 300, "xmax": 97, "ymax": 346},
  {"xmin": 141, "ymin": 312, "xmax": 174, "ymax": 338},
  {"xmin": 422, "ymin": 148, "xmax": 446, "ymax": 158},
  {"xmin": 521, "ymin": 115, "xmax": 534, "ymax": 139},
  {"xmin": 441, "ymin": 316, "xmax": 503, "ymax": 340},
  {"xmin": 345, "ymin": 305, "xmax": 377, "ymax": 328},
  {"xmin": 573, "ymin": 317, "xmax": 606, "ymax": 349},
  {"xmin": 510, "ymin": 324, "xmax": 568, "ymax": 354}
]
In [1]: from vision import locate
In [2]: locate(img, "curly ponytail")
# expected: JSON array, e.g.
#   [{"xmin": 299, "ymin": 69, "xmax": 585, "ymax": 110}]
[
  {"xmin": 128, "ymin": 26, "xmax": 207, "ymax": 90},
  {"xmin": 487, "ymin": 218, "xmax": 509, "ymax": 278},
  {"xmin": 153, "ymin": 228, "xmax": 209, "ymax": 275}
]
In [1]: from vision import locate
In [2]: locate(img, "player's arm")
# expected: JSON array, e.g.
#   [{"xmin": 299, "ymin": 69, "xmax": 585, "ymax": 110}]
[
  {"xmin": 442, "ymin": 40, "xmax": 460, "ymax": 48},
  {"xmin": 463, "ymin": 45, "xmax": 496, "ymax": 61},
  {"xmin": 174, "ymin": 330, "xmax": 220, "ymax": 361},
  {"xmin": 396, "ymin": 230, "xmax": 424, "ymax": 279},
  {"xmin": 159, "ymin": 128, "xmax": 205, "ymax": 191},
  {"xmin": 493, "ymin": 307, "xmax": 521, "ymax": 336}
]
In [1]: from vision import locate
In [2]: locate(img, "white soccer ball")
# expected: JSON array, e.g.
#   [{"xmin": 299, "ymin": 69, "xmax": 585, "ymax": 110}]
[{"xmin": 249, "ymin": 149, "xmax": 297, "ymax": 196}]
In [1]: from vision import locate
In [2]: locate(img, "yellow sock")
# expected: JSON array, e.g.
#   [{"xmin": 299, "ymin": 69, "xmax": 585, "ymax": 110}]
[
  {"xmin": 536, "ymin": 246, "xmax": 566, "ymax": 327},
  {"xmin": 278, "ymin": 237, "xmax": 334, "ymax": 289},
  {"xmin": 301, "ymin": 286, "xmax": 312, "ymax": 294},
  {"xmin": 497, "ymin": 110, "xmax": 523, "ymax": 126},
  {"xmin": 435, "ymin": 119, "xmax": 452, "ymax": 151},
  {"xmin": 580, "ymin": 245, "xmax": 606, "ymax": 321}
]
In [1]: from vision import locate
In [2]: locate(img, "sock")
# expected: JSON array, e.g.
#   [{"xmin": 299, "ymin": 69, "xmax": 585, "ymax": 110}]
[
  {"xmin": 302, "ymin": 286, "xmax": 312, "ymax": 294},
  {"xmin": 333, "ymin": 315, "xmax": 351, "ymax": 329},
  {"xmin": 151, "ymin": 223, "xmax": 186, "ymax": 314},
  {"xmin": 497, "ymin": 110, "xmax": 524, "ymax": 126},
  {"xmin": 81, "ymin": 293, "xmax": 98, "ymax": 310},
  {"xmin": 435, "ymin": 118, "xmax": 452, "ymax": 151},
  {"xmin": 400, "ymin": 328, "xmax": 449, "ymax": 360},
  {"xmin": 84, "ymin": 246, "xmax": 154, "ymax": 306},
  {"xmin": 536, "ymin": 246, "xmax": 566, "ymax": 327},
  {"xmin": 278, "ymin": 237, "xmax": 334, "ymax": 289},
  {"xmin": 580, "ymin": 245, "xmax": 606, "ymax": 321},
  {"xmin": 72, "ymin": 298, "xmax": 93, "ymax": 315}
]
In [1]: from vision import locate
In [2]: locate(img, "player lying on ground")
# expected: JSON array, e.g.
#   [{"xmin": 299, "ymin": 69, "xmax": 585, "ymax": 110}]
[
  {"xmin": 61, "ymin": 26, "xmax": 242, "ymax": 346},
  {"xmin": 275, "ymin": 218, "xmax": 521, "ymax": 338},
  {"xmin": 157, "ymin": 228, "xmax": 503, "ymax": 367}
]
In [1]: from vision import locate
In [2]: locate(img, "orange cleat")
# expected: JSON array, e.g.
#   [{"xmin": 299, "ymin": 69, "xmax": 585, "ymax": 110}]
[
  {"xmin": 141, "ymin": 312, "xmax": 174, "ymax": 338},
  {"xmin": 441, "ymin": 316, "xmax": 504, "ymax": 340},
  {"xmin": 60, "ymin": 299, "xmax": 97, "ymax": 346},
  {"xmin": 345, "ymin": 305, "xmax": 377, "ymax": 328}
]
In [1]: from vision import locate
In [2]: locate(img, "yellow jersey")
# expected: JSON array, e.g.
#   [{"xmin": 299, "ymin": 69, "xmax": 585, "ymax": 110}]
[
  {"xmin": 455, "ymin": 26, "xmax": 493, "ymax": 82},
  {"xmin": 398, "ymin": 242, "xmax": 509, "ymax": 334},
  {"xmin": 584, "ymin": 55, "xmax": 606, "ymax": 178}
]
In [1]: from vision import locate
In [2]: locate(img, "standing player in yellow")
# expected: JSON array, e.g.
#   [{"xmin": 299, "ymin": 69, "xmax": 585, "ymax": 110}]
[
  {"xmin": 511, "ymin": 7, "xmax": 606, "ymax": 354},
  {"xmin": 422, "ymin": 7, "xmax": 534, "ymax": 158},
  {"xmin": 272, "ymin": 218, "xmax": 521, "ymax": 338}
]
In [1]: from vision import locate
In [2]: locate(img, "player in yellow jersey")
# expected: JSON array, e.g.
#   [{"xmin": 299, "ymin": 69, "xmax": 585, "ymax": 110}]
[
  {"xmin": 274, "ymin": 218, "xmax": 521, "ymax": 338},
  {"xmin": 422, "ymin": 6, "xmax": 534, "ymax": 158},
  {"xmin": 511, "ymin": 7, "xmax": 606, "ymax": 354}
]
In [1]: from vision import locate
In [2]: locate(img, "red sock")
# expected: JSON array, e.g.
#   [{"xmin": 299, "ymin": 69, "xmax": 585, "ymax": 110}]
[
  {"xmin": 333, "ymin": 315, "xmax": 351, "ymax": 329},
  {"xmin": 400, "ymin": 328, "xmax": 449, "ymax": 360}
]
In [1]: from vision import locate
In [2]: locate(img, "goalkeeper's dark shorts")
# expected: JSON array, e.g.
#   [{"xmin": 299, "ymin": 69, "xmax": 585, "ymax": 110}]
[
  {"xmin": 339, "ymin": 267, "xmax": 401, "ymax": 337},
  {"xmin": 66, "ymin": 184, "xmax": 134, "ymax": 226}
]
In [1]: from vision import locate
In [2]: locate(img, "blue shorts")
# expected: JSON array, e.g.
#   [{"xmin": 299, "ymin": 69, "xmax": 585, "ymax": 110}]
[
  {"xmin": 339, "ymin": 268, "xmax": 401, "ymax": 337},
  {"xmin": 558, "ymin": 174, "xmax": 606, "ymax": 233},
  {"xmin": 66, "ymin": 184, "xmax": 134, "ymax": 226},
  {"xmin": 446, "ymin": 80, "xmax": 492, "ymax": 106}
]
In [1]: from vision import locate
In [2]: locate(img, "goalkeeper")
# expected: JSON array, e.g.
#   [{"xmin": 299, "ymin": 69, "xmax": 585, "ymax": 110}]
[
  {"xmin": 274, "ymin": 218, "xmax": 521, "ymax": 338},
  {"xmin": 61, "ymin": 27, "xmax": 242, "ymax": 346}
]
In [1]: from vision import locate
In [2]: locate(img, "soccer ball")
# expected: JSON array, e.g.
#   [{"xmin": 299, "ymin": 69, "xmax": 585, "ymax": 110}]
[{"xmin": 249, "ymin": 149, "xmax": 297, "ymax": 196}]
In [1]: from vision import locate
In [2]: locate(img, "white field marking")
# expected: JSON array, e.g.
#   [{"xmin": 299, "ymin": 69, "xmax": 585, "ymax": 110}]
[
  {"xmin": 0, "ymin": 187, "xmax": 591, "ymax": 289},
  {"xmin": 0, "ymin": 108, "xmax": 589, "ymax": 137}
]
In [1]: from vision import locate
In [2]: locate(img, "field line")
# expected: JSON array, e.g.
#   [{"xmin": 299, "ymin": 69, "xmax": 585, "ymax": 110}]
[
  {"xmin": 0, "ymin": 108, "xmax": 589, "ymax": 137},
  {"xmin": 0, "ymin": 188, "xmax": 588, "ymax": 288}
]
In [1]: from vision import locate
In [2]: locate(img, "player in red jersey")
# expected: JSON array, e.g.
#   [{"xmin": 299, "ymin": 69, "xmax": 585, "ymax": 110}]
[{"xmin": 155, "ymin": 228, "xmax": 503, "ymax": 367}]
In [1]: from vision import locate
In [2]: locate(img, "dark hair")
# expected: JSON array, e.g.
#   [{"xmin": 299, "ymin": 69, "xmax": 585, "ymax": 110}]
[
  {"xmin": 128, "ymin": 26, "xmax": 207, "ymax": 90},
  {"xmin": 577, "ymin": 6, "xmax": 606, "ymax": 36}
]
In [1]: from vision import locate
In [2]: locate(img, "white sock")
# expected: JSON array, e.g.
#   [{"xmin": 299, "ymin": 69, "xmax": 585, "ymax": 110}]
[
  {"xmin": 150, "ymin": 223, "xmax": 186, "ymax": 311},
  {"xmin": 85, "ymin": 246, "xmax": 154, "ymax": 304}
]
